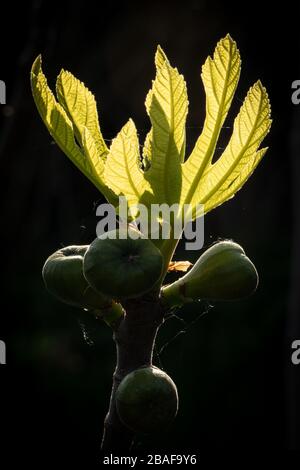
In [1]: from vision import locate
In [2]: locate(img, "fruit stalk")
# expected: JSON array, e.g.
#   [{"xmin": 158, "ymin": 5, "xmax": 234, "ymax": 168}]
[{"xmin": 101, "ymin": 298, "xmax": 164, "ymax": 451}]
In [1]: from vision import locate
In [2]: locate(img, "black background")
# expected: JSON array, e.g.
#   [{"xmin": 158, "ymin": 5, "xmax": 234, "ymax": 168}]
[{"xmin": 0, "ymin": 0, "xmax": 300, "ymax": 465}]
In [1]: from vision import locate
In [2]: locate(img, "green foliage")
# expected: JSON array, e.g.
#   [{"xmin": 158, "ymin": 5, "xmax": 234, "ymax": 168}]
[
  {"xmin": 31, "ymin": 56, "xmax": 117, "ymax": 205},
  {"xmin": 34, "ymin": 35, "xmax": 272, "ymax": 448},
  {"xmin": 33, "ymin": 34, "xmax": 272, "ymax": 310},
  {"xmin": 31, "ymin": 35, "xmax": 271, "ymax": 222}
]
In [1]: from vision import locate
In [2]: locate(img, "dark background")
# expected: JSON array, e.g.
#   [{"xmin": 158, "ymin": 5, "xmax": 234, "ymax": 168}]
[{"xmin": 0, "ymin": 0, "xmax": 300, "ymax": 464}]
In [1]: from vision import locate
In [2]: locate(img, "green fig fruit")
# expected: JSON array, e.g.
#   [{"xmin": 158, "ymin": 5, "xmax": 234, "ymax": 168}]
[
  {"xmin": 83, "ymin": 228, "xmax": 163, "ymax": 299},
  {"xmin": 162, "ymin": 240, "xmax": 258, "ymax": 307},
  {"xmin": 42, "ymin": 245, "xmax": 111, "ymax": 309},
  {"xmin": 116, "ymin": 366, "xmax": 178, "ymax": 434}
]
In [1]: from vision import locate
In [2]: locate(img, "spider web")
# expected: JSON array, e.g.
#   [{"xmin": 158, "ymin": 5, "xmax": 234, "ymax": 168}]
[
  {"xmin": 153, "ymin": 301, "xmax": 214, "ymax": 371},
  {"xmin": 77, "ymin": 301, "xmax": 214, "ymax": 361},
  {"xmin": 77, "ymin": 282, "xmax": 214, "ymax": 453}
]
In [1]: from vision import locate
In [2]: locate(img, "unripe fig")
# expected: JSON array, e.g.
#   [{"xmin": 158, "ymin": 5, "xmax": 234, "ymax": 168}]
[
  {"xmin": 83, "ymin": 228, "xmax": 163, "ymax": 299},
  {"xmin": 116, "ymin": 366, "xmax": 178, "ymax": 434},
  {"xmin": 162, "ymin": 241, "xmax": 258, "ymax": 306},
  {"xmin": 42, "ymin": 245, "xmax": 110, "ymax": 309}
]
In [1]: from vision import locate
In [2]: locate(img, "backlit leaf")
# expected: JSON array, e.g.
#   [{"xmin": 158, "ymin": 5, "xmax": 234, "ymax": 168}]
[
  {"xmin": 104, "ymin": 119, "xmax": 151, "ymax": 207},
  {"xmin": 31, "ymin": 56, "xmax": 117, "ymax": 204},
  {"xmin": 181, "ymin": 34, "xmax": 241, "ymax": 209},
  {"xmin": 144, "ymin": 46, "xmax": 189, "ymax": 205},
  {"xmin": 56, "ymin": 70, "xmax": 108, "ymax": 159}
]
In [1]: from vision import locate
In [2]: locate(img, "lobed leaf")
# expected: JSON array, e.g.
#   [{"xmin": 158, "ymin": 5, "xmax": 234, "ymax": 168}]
[
  {"xmin": 31, "ymin": 56, "xmax": 117, "ymax": 204},
  {"xmin": 144, "ymin": 46, "xmax": 189, "ymax": 206},
  {"xmin": 32, "ymin": 36, "xmax": 272, "ymax": 232},
  {"xmin": 104, "ymin": 119, "xmax": 151, "ymax": 207},
  {"xmin": 199, "ymin": 81, "xmax": 271, "ymax": 214},
  {"xmin": 181, "ymin": 34, "xmax": 241, "ymax": 210},
  {"xmin": 56, "ymin": 70, "xmax": 108, "ymax": 160}
]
